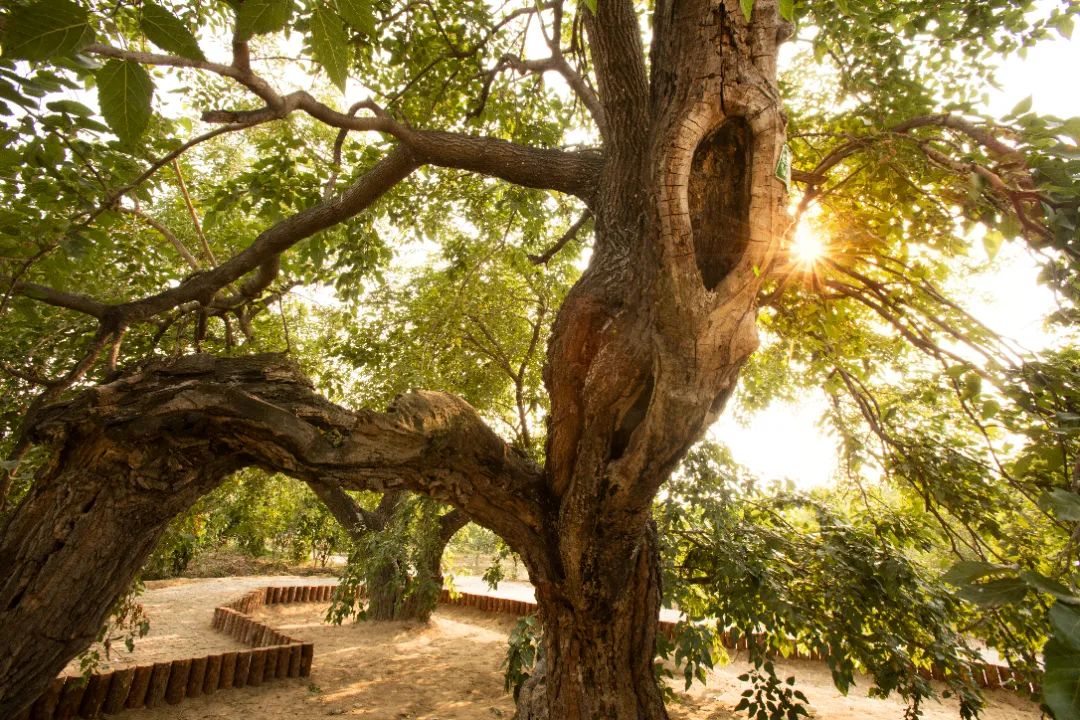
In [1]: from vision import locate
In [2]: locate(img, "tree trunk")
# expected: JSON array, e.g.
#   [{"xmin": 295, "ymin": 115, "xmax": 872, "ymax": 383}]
[
  {"xmin": 0, "ymin": 423, "xmax": 239, "ymax": 718},
  {"xmin": 512, "ymin": 2, "xmax": 788, "ymax": 717},
  {"xmin": 307, "ymin": 481, "xmax": 468, "ymax": 622},
  {"xmin": 401, "ymin": 508, "xmax": 468, "ymax": 621},
  {"xmin": 518, "ymin": 524, "xmax": 667, "ymax": 720},
  {"xmin": 366, "ymin": 560, "xmax": 409, "ymax": 619}
]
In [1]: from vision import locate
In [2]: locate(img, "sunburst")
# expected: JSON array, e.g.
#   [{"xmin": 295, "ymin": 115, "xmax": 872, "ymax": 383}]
[{"xmin": 791, "ymin": 222, "xmax": 827, "ymax": 268}]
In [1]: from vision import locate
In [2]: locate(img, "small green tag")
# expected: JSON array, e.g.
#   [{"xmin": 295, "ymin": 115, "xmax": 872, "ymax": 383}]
[{"xmin": 775, "ymin": 144, "xmax": 792, "ymax": 190}]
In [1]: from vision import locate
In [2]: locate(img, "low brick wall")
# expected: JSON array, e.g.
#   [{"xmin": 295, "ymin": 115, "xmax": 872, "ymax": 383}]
[
  {"xmin": 439, "ymin": 588, "xmax": 1039, "ymax": 696},
  {"xmin": 15, "ymin": 583, "xmax": 1035, "ymax": 718},
  {"xmin": 14, "ymin": 585, "xmax": 328, "ymax": 720}
]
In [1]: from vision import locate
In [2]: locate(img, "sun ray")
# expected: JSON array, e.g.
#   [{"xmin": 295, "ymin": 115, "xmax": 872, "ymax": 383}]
[{"xmin": 791, "ymin": 222, "xmax": 827, "ymax": 268}]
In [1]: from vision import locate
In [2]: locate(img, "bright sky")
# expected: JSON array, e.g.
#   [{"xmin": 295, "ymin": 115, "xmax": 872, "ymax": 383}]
[{"xmin": 714, "ymin": 30, "xmax": 1080, "ymax": 489}]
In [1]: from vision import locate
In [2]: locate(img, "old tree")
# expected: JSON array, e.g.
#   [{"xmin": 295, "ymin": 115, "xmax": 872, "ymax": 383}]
[{"xmin": 1, "ymin": 0, "xmax": 1080, "ymax": 717}]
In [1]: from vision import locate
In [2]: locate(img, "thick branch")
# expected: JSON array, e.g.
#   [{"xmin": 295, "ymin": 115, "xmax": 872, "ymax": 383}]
[
  {"xmin": 29, "ymin": 354, "xmax": 548, "ymax": 561},
  {"xmin": 9, "ymin": 282, "xmax": 107, "ymax": 319},
  {"xmin": 84, "ymin": 43, "xmax": 602, "ymax": 199},
  {"xmin": 15, "ymin": 147, "xmax": 419, "ymax": 326},
  {"xmin": 306, "ymin": 478, "xmax": 407, "ymax": 541},
  {"xmin": 582, "ymin": 2, "xmax": 648, "ymax": 148}
]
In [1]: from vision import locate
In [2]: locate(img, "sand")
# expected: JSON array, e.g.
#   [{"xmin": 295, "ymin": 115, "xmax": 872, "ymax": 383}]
[{"xmin": 84, "ymin": 576, "xmax": 1040, "ymax": 720}]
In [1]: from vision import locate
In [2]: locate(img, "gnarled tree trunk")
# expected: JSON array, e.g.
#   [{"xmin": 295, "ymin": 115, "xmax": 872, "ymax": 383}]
[
  {"xmin": 0, "ymin": 371, "xmax": 244, "ymax": 716},
  {"xmin": 511, "ymin": 1, "xmax": 788, "ymax": 717},
  {"xmin": 0, "ymin": 354, "xmax": 543, "ymax": 716}
]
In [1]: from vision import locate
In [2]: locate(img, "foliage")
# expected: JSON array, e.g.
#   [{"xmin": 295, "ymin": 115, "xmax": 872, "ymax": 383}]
[
  {"xmin": 327, "ymin": 494, "xmax": 447, "ymax": 623},
  {"xmin": 658, "ymin": 443, "xmax": 986, "ymax": 719},
  {"xmin": 143, "ymin": 470, "xmax": 349, "ymax": 578},
  {"xmin": 502, "ymin": 613, "xmax": 542, "ymax": 702},
  {"xmin": 74, "ymin": 581, "xmax": 150, "ymax": 676}
]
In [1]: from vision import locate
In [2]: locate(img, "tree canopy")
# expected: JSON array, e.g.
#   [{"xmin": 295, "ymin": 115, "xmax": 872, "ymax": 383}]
[{"xmin": 0, "ymin": 0, "xmax": 1079, "ymax": 718}]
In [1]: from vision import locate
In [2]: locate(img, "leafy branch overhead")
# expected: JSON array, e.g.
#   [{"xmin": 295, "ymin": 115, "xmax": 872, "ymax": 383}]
[{"xmin": 0, "ymin": 0, "xmax": 1079, "ymax": 719}]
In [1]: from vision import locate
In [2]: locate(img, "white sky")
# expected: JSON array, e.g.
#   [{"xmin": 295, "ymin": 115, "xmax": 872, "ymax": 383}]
[{"xmin": 714, "ymin": 30, "xmax": 1080, "ymax": 489}]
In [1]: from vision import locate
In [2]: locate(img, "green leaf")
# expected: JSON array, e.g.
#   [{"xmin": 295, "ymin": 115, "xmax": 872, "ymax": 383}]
[
  {"xmin": 944, "ymin": 365, "xmax": 968, "ymax": 380},
  {"xmin": 1044, "ymin": 637, "xmax": 1080, "ymax": 720},
  {"xmin": 96, "ymin": 60, "xmax": 154, "ymax": 144},
  {"xmin": 335, "ymin": 0, "xmax": 376, "ymax": 35},
  {"xmin": 942, "ymin": 560, "xmax": 1009, "ymax": 585},
  {"xmin": 1009, "ymin": 95, "xmax": 1033, "ymax": 118},
  {"xmin": 1, "ymin": 0, "xmax": 94, "ymax": 60},
  {"xmin": 1021, "ymin": 571, "xmax": 1080, "ymax": 605},
  {"xmin": 955, "ymin": 577, "xmax": 1028, "ymax": 607},
  {"xmin": 779, "ymin": 0, "xmax": 795, "ymax": 21},
  {"xmin": 583, "ymin": 0, "xmax": 597, "ymax": 13},
  {"xmin": 1040, "ymin": 489, "xmax": 1080, "ymax": 523},
  {"xmin": 1050, "ymin": 14, "xmax": 1075, "ymax": 40},
  {"xmin": 1051, "ymin": 603, "xmax": 1080, "ymax": 647},
  {"xmin": 982, "ymin": 229, "xmax": 1003, "ymax": 261},
  {"xmin": 311, "ymin": 5, "xmax": 350, "ymax": 92},
  {"xmin": 140, "ymin": 2, "xmax": 206, "ymax": 61},
  {"xmin": 236, "ymin": 0, "xmax": 293, "ymax": 41},
  {"xmin": 46, "ymin": 99, "xmax": 94, "ymax": 116},
  {"xmin": 961, "ymin": 372, "xmax": 982, "ymax": 401},
  {"xmin": 740, "ymin": 0, "xmax": 754, "ymax": 22}
]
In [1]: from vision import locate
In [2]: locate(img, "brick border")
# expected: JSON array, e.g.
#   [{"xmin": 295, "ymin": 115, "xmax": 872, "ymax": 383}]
[
  {"xmin": 438, "ymin": 588, "xmax": 1040, "ymax": 696},
  {"xmin": 14, "ymin": 583, "xmax": 1035, "ymax": 719},
  {"xmin": 13, "ymin": 585, "xmax": 329, "ymax": 720}
]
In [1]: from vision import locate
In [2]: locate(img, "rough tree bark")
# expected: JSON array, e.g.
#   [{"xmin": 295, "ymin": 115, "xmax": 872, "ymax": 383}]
[
  {"xmin": 0, "ymin": 354, "xmax": 544, "ymax": 717},
  {"xmin": 506, "ymin": 2, "xmax": 788, "ymax": 717}
]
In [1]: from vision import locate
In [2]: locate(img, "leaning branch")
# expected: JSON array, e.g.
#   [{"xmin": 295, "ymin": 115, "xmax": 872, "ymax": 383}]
[
  {"xmin": 529, "ymin": 210, "xmax": 592, "ymax": 264},
  {"xmin": 84, "ymin": 43, "xmax": 602, "ymax": 200},
  {"xmin": 29, "ymin": 354, "xmax": 550, "ymax": 566},
  {"xmin": 13, "ymin": 146, "xmax": 419, "ymax": 328}
]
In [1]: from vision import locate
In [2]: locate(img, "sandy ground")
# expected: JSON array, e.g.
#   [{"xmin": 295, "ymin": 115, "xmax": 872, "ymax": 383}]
[
  {"xmin": 61, "ymin": 577, "xmax": 336, "ymax": 676},
  {"xmin": 90, "ymin": 576, "xmax": 1039, "ymax": 720}
]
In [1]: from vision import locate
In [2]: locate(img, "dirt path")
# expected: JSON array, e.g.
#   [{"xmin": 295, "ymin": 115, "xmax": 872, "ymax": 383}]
[{"xmin": 97, "ymin": 576, "xmax": 1039, "ymax": 720}]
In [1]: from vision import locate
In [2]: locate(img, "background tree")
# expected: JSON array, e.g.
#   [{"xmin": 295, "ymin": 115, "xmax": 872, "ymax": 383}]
[{"xmin": 0, "ymin": 0, "xmax": 1078, "ymax": 719}]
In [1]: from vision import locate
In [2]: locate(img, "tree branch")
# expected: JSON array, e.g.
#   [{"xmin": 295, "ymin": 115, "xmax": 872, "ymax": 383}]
[
  {"xmin": 16, "ymin": 146, "xmax": 419, "ymax": 326},
  {"xmin": 583, "ymin": 1, "xmax": 648, "ymax": 147},
  {"xmin": 118, "ymin": 207, "xmax": 200, "ymax": 270},
  {"xmin": 529, "ymin": 210, "xmax": 592, "ymax": 264},
  {"xmin": 9, "ymin": 282, "xmax": 108, "ymax": 319},
  {"xmin": 29, "ymin": 354, "xmax": 549, "ymax": 564},
  {"xmin": 84, "ymin": 43, "xmax": 602, "ymax": 199}
]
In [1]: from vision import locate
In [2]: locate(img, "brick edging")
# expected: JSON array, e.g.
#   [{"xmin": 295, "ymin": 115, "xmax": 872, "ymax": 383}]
[
  {"xmin": 16, "ymin": 582, "xmax": 1035, "ymax": 719},
  {"xmin": 438, "ymin": 588, "xmax": 1039, "ymax": 696},
  {"xmin": 14, "ymin": 585, "xmax": 329, "ymax": 720}
]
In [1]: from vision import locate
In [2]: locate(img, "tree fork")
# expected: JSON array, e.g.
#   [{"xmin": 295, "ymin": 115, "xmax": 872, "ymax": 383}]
[{"xmin": 519, "ymin": 1, "xmax": 788, "ymax": 717}]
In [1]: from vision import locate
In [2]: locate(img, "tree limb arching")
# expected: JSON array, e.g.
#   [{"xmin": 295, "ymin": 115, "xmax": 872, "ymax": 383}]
[
  {"xmin": 27, "ymin": 353, "xmax": 547, "ymax": 552},
  {"xmin": 0, "ymin": 353, "xmax": 546, "ymax": 715},
  {"xmin": 83, "ymin": 43, "xmax": 603, "ymax": 200}
]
